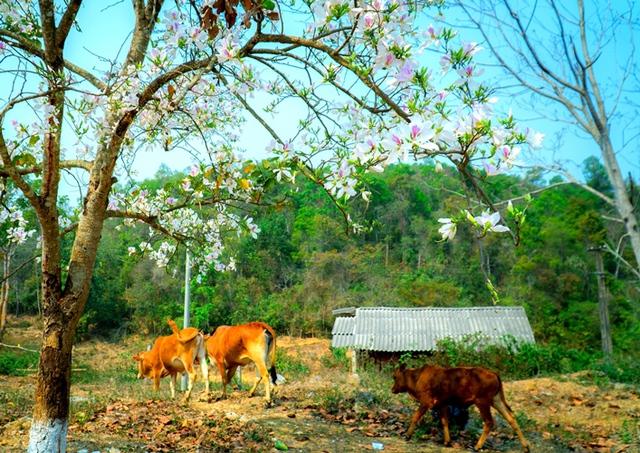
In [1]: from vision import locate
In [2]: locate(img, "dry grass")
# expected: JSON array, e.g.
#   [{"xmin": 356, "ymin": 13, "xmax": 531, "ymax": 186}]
[{"xmin": 1, "ymin": 317, "xmax": 639, "ymax": 452}]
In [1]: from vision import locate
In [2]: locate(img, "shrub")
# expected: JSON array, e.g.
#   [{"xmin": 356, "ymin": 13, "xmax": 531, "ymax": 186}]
[
  {"xmin": 320, "ymin": 347, "xmax": 349, "ymax": 370},
  {"xmin": 316, "ymin": 386, "xmax": 354, "ymax": 415},
  {"xmin": 428, "ymin": 335, "xmax": 639, "ymax": 384},
  {"xmin": 275, "ymin": 349, "xmax": 309, "ymax": 378},
  {"xmin": 0, "ymin": 350, "xmax": 39, "ymax": 376}
]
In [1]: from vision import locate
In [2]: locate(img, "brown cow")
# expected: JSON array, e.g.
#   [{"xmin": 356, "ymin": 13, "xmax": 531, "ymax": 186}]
[
  {"xmin": 133, "ymin": 319, "xmax": 209, "ymax": 401},
  {"xmin": 206, "ymin": 322, "xmax": 278, "ymax": 404},
  {"xmin": 392, "ymin": 364, "xmax": 529, "ymax": 452}
]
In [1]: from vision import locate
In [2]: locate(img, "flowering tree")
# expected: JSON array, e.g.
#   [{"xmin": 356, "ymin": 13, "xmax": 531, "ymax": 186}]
[
  {"xmin": 0, "ymin": 0, "xmax": 539, "ymax": 450},
  {"xmin": 0, "ymin": 183, "xmax": 36, "ymax": 334}
]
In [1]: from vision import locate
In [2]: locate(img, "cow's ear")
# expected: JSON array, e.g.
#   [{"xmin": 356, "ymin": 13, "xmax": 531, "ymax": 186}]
[
  {"xmin": 398, "ymin": 363, "xmax": 406, "ymax": 371},
  {"xmin": 133, "ymin": 354, "xmax": 141, "ymax": 361}
]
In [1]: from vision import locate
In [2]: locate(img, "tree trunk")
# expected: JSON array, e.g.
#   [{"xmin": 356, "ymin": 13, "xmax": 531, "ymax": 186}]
[
  {"xmin": 28, "ymin": 261, "xmax": 77, "ymax": 453},
  {"xmin": 0, "ymin": 251, "xmax": 10, "ymax": 334},
  {"xmin": 28, "ymin": 310, "xmax": 74, "ymax": 452},
  {"xmin": 592, "ymin": 247, "xmax": 613, "ymax": 360},
  {"xmin": 600, "ymin": 135, "xmax": 640, "ymax": 271}
]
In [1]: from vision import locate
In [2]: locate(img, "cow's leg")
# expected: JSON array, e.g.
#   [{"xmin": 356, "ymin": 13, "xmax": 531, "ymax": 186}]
[
  {"xmin": 248, "ymin": 374, "xmax": 263, "ymax": 397},
  {"xmin": 183, "ymin": 362, "xmax": 197, "ymax": 402},
  {"xmin": 474, "ymin": 403, "xmax": 494, "ymax": 451},
  {"xmin": 492, "ymin": 396, "xmax": 529, "ymax": 452},
  {"xmin": 233, "ymin": 366, "xmax": 243, "ymax": 390},
  {"xmin": 198, "ymin": 344, "xmax": 210, "ymax": 396},
  {"xmin": 169, "ymin": 373, "xmax": 177, "ymax": 399},
  {"xmin": 226, "ymin": 365, "xmax": 238, "ymax": 391},
  {"xmin": 215, "ymin": 360, "xmax": 228, "ymax": 398},
  {"xmin": 251, "ymin": 360, "xmax": 271, "ymax": 403},
  {"xmin": 405, "ymin": 404, "xmax": 427, "ymax": 439},
  {"xmin": 439, "ymin": 406, "xmax": 451, "ymax": 446},
  {"xmin": 153, "ymin": 373, "xmax": 161, "ymax": 393}
]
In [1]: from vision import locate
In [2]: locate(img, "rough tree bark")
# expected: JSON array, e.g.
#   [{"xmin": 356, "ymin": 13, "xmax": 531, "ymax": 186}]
[
  {"xmin": 591, "ymin": 246, "xmax": 613, "ymax": 360},
  {"xmin": 0, "ymin": 249, "xmax": 10, "ymax": 335},
  {"xmin": 22, "ymin": 1, "xmax": 162, "ymax": 450}
]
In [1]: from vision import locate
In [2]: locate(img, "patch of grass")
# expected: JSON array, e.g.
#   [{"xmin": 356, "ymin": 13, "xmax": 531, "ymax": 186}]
[
  {"xmin": 243, "ymin": 422, "xmax": 268, "ymax": 442},
  {"xmin": 275, "ymin": 349, "xmax": 309, "ymax": 378},
  {"xmin": 618, "ymin": 419, "xmax": 639, "ymax": 445},
  {"xmin": 11, "ymin": 319, "xmax": 33, "ymax": 329},
  {"xmin": 357, "ymin": 364, "xmax": 396, "ymax": 407},
  {"xmin": 0, "ymin": 349, "xmax": 39, "ymax": 376},
  {"xmin": 514, "ymin": 410, "xmax": 537, "ymax": 431},
  {"xmin": 596, "ymin": 358, "xmax": 640, "ymax": 386},
  {"xmin": 0, "ymin": 387, "xmax": 33, "ymax": 425},
  {"xmin": 316, "ymin": 386, "xmax": 354, "ymax": 415},
  {"xmin": 320, "ymin": 347, "xmax": 349, "ymax": 370}
]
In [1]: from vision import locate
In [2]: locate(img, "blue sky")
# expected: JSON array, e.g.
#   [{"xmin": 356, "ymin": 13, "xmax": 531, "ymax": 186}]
[{"xmin": 4, "ymin": 0, "xmax": 638, "ymax": 197}]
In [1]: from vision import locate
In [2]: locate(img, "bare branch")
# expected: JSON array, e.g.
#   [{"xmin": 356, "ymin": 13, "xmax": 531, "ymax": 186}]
[
  {"xmin": 0, "ymin": 159, "xmax": 93, "ymax": 178},
  {"xmin": 502, "ymin": 0, "xmax": 584, "ymax": 95},
  {"xmin": 0, "ymin": 128, "xmax": 42, "ymax": 216},
  {"xmin": 0, "ymin": 342, "xmax": 39, "ymax": 353},
  {"xmin": 603, "ymin": 242, "xmax": 640, "ymax": 280},
  {"xmin": 0, "ymin": 28, "xmax": 106, "ymax": 90}
]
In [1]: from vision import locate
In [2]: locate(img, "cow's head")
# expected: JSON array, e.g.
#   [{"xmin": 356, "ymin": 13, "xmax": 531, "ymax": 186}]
[
  {"xmin": 391, "ymin": 363, "xmax": 408, "ymax": 394},
  {"xmin": 132, "ymin": 352, "xmax": 152, "ymax": 380}
]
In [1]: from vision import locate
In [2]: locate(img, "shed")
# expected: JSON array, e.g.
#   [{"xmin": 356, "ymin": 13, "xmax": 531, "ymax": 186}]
[{"xmin": 331, "ymin": 306, "xmax": 535, "ymax": 373}]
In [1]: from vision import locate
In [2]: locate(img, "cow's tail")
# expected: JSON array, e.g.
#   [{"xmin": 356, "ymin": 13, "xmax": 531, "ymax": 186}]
[
  {"xmin": 168, "ymin": 319, "xmax": 180, "ymax": 335},
  {"xmin": 496, "ymin": 374, "xmax": 513, "ymax": 412},
  {"xmin": 263, "ymin": 326, "xmax": 278, "ymax": 385}
]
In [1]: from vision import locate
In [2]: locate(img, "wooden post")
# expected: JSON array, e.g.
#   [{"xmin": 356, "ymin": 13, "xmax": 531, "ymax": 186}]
[
  {"xmin": 589, "ymin": 246, "xmax": 613, "ymax": 360},
  {"xmin": 350, "ymin": 348, "xmax": 358, "ymax": 375}
]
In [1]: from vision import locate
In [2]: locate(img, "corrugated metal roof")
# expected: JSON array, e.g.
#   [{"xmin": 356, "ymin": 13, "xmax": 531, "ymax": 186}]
[
  {"xmin": 331, "ymin": 316, "xmax": 356, "ymax": 348},
  {"xmin": 331, "ymin": 306, "xmax": 535, "ymax": 351}
]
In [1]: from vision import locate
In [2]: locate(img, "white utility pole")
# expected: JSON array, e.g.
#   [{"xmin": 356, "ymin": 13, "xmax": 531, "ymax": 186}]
[{"xmin": 181, "ymin": 250, "xmax": 191, "ymax": 391}]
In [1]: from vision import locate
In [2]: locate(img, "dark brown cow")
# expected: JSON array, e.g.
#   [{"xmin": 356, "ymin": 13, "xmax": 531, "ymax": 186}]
[{"xmin": 392, "ymin": 364, "xmax": 529, "ymax": 452}]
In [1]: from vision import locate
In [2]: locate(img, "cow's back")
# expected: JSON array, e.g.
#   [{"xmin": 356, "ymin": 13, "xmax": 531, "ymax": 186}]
[
  {"xmin": 418, "ymin": 366, "xmax": 501, "ymax": 405},
  {"xmin": 155, "ymin": 334, "xmax": 196, "ymax": 373},
  {"xmin": 207, "ymin": 323, "xmax": 268, "ymax": 367}
]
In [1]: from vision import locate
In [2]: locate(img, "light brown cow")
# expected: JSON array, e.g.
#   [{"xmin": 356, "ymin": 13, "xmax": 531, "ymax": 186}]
[
  {"xmin": 133, "ymin": 319, "xmax": 209, "ymax": 401},
  {"xmin": 206, "ymin": 322, "xmax": 278, "ymax": 404},
  {"xmin": 392, "ymin": 364, "xmax": 529, "ymax": 452}
]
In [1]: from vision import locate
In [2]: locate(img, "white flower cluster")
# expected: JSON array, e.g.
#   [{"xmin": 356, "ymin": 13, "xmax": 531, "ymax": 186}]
[
  {"xmin": 117, "ymin": 147, "xmax": 263, "ymax": 275},
  {"xmin": 0, "ymin": 208, "xmax": 36, "ymax": 245},
  {"xmin": 437, "ymin": 210, "xmax": 510, "ymax": 242}
]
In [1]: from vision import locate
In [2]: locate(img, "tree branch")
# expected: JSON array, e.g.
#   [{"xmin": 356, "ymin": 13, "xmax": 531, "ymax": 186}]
[
  {"xmin": 0, "ymin": 28, "xmax": 106, "ymax": 90},
  {"xmin": 257, "ymin": 33, "xmax": 411, "ymax": 122},
  {"xmin": 55, "ymin": 0, "xmax": 83, "ymax": 50},
  {"xmin": 0, "ymin": 159, "xmax": 93, "ymax": 178}
]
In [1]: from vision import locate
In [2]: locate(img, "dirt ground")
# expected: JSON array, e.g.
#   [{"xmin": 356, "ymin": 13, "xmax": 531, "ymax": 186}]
[{"xmin": 1, "ymin": 317, "xmax": 639, "ymax": 452}]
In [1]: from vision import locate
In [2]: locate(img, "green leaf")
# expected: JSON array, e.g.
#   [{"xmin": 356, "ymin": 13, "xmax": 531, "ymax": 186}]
[
  {"xmin": 274, "ymin": 440, "xmax": 288, "ymax": 451},
  {"xmin": 14, "ymin": 152, "xmax": 37, "ymax": 167},
  {"xmin": 28, "ymin": 135, "xmax": 40, "ymax": 146},
  {"xmin": 262, "ymin": 0, "xmax": 276, "ymax": 10}
]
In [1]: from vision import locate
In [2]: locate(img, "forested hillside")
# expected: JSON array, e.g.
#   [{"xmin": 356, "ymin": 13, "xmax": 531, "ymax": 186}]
[{"xmin": 6, "ymin": 161, "xmax": 639, "ymax": 356}]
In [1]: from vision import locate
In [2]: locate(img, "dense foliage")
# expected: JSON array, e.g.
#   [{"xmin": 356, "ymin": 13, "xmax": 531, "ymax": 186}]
[{"xmin": 6, "ymin": 160, "xmax": 639, "ymax": 357}]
